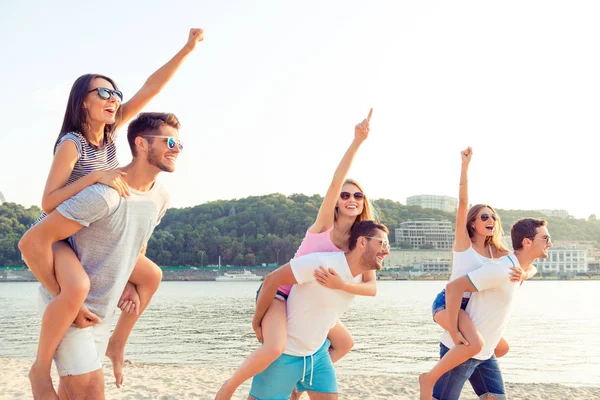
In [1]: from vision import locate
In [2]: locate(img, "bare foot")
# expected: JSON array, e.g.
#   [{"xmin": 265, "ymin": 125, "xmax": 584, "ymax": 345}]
[
  {"xmin": 419, "ymin": 372, "xmax": 434, "ymax": 400},
  {"xmin": 105, "ymin": 340, "xmax": 125, "ymax": 388},
  {"xmin": 214, "ymin": 380, "xmax": 235, "ymax": 400},
  {"xmin": 29, "ymin": 363, "xmax": 58, "ymax": 400}
]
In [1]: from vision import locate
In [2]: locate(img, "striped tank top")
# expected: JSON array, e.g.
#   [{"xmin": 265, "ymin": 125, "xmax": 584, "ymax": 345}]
[{"xmin": 34, "ymin": 131, "xmax": 119, "ymax": 224}]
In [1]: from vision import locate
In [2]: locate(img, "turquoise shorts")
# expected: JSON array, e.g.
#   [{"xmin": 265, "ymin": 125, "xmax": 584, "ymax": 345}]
[{"xmin": 249, "ymin": 339, "xmax": 337, "ymax": 400}]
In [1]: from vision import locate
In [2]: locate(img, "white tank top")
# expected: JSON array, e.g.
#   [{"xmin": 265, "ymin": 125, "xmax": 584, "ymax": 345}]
[{"xmin": 450, "ymin": 244, "xmax": 493, "ymax": 297}]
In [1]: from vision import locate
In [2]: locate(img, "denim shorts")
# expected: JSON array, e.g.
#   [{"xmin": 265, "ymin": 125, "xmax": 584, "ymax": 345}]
[
  {"xmin": 431, "ymin": 289, "xmax": 469, "ymax": 320},
  {"xmin": 255, "ymin": 282, "xmax": 289, "ymax": 302},
  {"xmin": 433, "ymin": 343, "xmax": 506, "ymax": 400}
]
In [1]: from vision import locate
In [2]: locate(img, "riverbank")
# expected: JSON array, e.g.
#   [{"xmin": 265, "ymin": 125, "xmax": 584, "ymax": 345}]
[{"xmin": 3, "ymin": 268, "xmax": 600, "ymax": 282}]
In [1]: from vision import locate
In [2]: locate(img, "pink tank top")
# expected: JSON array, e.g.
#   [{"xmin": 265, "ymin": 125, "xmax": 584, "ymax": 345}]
[{"xmin": 278, "ymin": 225, "xmax": 343, "ymax": 295}]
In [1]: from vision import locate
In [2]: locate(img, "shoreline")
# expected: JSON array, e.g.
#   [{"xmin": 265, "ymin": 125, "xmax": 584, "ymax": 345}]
[
  {"xmin": 2, "ymin": 270, "xmax": 600, "ymax": 283},
  {"xmin": 1, "ymin": 358, "xmax": 598, "ymax": 400}
]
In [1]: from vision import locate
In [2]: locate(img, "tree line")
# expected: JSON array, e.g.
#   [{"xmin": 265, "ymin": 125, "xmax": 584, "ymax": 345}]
[{"xmin": 1, "ymin": 195, "xmax": 599, "ymax": 267}]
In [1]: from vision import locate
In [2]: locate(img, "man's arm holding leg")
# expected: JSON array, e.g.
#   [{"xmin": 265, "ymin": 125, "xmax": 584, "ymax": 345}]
[
  {"xmin": 445, "ymin": 276, "xmax": 477, "ymax": 345},
  {"xmin": 19, "ymin": 212, "xmax": 83, "ymax": 296},
  {"xmin": 252, "ymin": 264, "xmax": 297, "ymax": 342}
]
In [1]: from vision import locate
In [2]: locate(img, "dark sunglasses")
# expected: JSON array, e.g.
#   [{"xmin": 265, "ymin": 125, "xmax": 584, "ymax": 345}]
[
  {"xmin": 88, "ymin": 87, "xmax": 124, "ymax": 102},
  {"xmin": 145, "ymin": 135, "xmax": 184, "ymax": 152},
  {"xmin": 480, "ymin": 213, "xmax": 497, "ymax": 222},
  {"xmin": 340, "ymin": 191, "xmax": 364, "ymax": 201}
]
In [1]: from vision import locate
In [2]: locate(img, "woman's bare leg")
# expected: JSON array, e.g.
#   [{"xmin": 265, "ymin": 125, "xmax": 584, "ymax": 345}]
[
  {"xmin": 216, "ymin": 298, "xmax": 288, "ymax": 400},
  {"xmin": 327, "ymin": 320, "xmax": 354, "ymax": 363},
  {"xmin": 30, "ymin": 241, "xmax": 89, "ymax": 400},
  {"xmin": 105, "ymin": 255, "xmax": 162, "ymax": 388},
  {"xmin": 494, "ymin": 337, "xmax": 510, "ymax": 358},
  {"xmin": 419, "ymin": 309, "xmax": 484, "ymax": 400}
]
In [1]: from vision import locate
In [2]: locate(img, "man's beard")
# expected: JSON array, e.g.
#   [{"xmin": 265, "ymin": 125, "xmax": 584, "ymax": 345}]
[
  {"xmin": 359, "ymin": 249, "xmax": 381, "ymax": 271},
  {"xmin": 147, "ymin": 150, "xmax": 173, "ymax": 172}
]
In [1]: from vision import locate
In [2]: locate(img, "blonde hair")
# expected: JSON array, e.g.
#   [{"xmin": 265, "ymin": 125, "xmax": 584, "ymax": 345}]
[
  {"xmin": 335, "ymin": 179, "xmax": 376, "ymax": 228},
  {"xmin": 466, "ymin": 204, "xmax": 509, "ymax": 252}
]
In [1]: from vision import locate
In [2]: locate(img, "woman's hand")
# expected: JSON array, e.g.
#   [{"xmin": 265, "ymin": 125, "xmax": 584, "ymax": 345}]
[
  {"xmin": 509, "ymin": 266, "xmax": 527, "ymax": 282},
  {"xmin": 96, "ymin": 169, "xmax": 130, "ymax": 197},
  {"xmin": 183, "ymin": 28, "xmax": 204, "ymax": 52},
  {"xmin": 314, "ymin": 267, "xmax": 345, "ymax": 290},
  {"xmin": 354, "ymin": 108, "xmax": 373, "ymax": 143},
  {"xmin": 461, "ymin": 147, "xmax": 472, "ymax": 165}
]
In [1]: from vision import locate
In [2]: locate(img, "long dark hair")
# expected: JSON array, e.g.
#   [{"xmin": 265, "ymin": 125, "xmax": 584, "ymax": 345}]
[{"xmin": 54, "ymin": 74, "xmax": 122, "ymax": 152}]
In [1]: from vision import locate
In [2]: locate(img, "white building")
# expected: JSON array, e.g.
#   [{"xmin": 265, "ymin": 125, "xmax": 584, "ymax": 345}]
[
  {"xmin": 407, "ymin": 195, "xmax": 457, "ymax": 213},
  {"xmin": 387, "ymin": 249, "xmax": 451, "ymax": 268},
  {"xmin": 395, "ymin": 219, "xmax": 454, "ymax": 250},
  {"xmin": 535, "ymin": 209, "xmax": 570, "ymax": 219},
  {"xmin": 535, "ymin": 247, "xmax": 588, "ymax": 274},
  {"xmin": 0, "ymin": 191, "xmax": 5, "ymax": 205},
  {"xmin": 416, "ymin": 260, "xmax": 451, "ymax": 274}
]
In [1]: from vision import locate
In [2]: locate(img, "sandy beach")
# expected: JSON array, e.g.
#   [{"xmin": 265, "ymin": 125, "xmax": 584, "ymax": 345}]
[{"xmin": 1, "ymin": 358, "xmax": 598, "ymax": 400}]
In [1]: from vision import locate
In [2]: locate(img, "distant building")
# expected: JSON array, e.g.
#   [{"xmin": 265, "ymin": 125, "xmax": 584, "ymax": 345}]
[
  {"xmin": 416, "ymin": 260, "xmax": 451, "ymax": 274},
  {"xmin": 395, "ymin": 219, "xmax": 454, "ymax": 250},
  {"xmin": 407, "ymin": 195, "xmax": 457, "ymax": 213},
  {"xmin": 535, "ymin": 247, "xmax": 588, "ymax": 274},
  {"xmin": 535, "ymin": 209, "xmax": 570, "ymax": 219},
  {"xmin": 588, "ymin": 261, "xmax": 600, "ymax": 274},
  {"xmin": 0, "ymin": 191, "xmax": 5, "ymax": 205},
  {"xmin": 387, "ymin": 249, "xmax": 451, "ymax": 269}
]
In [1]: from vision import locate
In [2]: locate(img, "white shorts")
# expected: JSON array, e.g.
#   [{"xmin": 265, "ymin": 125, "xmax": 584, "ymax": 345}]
[{"xmin": 38, "ymin": 294, "xmax": 114, "ymax": 377}]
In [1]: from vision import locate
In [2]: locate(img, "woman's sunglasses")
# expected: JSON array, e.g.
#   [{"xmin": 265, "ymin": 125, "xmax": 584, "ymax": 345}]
[
  {"xmin": 88, "ymin": 87, "xmax": 124, "ymax": 102},
  {"xmin": 480, "ymin": 213, "xmax": 497, "ymax": 222},
  {"xmin": 340, "ymin": 191, "xmax": 364, "ymax": 201},
  {"xmin": 145, "ymin": 136, "xmax": 184, "ymax": 152}
]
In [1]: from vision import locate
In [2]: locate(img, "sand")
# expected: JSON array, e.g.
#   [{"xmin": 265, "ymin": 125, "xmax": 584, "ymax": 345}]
[{"xmin": 1, "ymin": 358, "xmax": 598, "ymax": 399}]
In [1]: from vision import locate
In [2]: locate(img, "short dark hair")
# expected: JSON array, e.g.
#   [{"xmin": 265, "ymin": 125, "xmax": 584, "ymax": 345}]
[
  {"xmin": 511, "ymin": 218, "xmax": 547, "ymax": 250},
  {"xmin": 127, "ymin": 112, "xmax": 181, "ymax": 156},
  {"xmin": 348, "ymin": 220, "xmax": 389, "ymax": 250}
]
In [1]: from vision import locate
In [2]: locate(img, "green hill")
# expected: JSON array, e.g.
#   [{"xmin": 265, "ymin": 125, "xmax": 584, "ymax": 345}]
[{"xmin": 2, "ymin": 195, "xmax": 599, "ymax": 267}]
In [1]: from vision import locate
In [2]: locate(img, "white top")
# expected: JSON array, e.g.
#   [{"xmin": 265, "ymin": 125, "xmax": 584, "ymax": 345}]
[
  {"xmin": 285, "ymin": 252, "xmax": 362, "ymax": 356},
  {"xmin": 441, "ymin": 254, "xmax": 521, "ymax": 360},
  {"xmin": 450, "ymin": 244, "xmax": 493, "ymax": 281},
  {"xmin": 450, "ymin": 244, "xmax": 493, "ymax": 298}
]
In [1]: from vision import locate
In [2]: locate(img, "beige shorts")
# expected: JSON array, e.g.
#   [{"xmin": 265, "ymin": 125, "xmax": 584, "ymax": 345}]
[{"xmin": 38, "ymin": 294, "xmax": 113, "ymax": 377}]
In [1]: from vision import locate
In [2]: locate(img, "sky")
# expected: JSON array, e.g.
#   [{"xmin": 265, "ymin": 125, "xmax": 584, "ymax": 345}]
[{"xmin": 1, "ymin": 1, "xmax": 599, "ymax": 219}]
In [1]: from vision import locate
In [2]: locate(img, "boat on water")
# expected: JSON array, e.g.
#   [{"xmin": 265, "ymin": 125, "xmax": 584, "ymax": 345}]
[{"xmin": 215, "ymin": 269, "xmax": 263, "ymax": 282}]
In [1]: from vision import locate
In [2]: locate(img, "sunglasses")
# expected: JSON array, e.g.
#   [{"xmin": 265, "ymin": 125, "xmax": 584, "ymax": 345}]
[
  {"xmin": 534, "ymin": 235, "xmax": 552, "ymax": 244},
  {"xmin": 88, "ymin": 87, "xmax": 124, "ymax": 102},
  {"xmin": 365, "ymin": 236, "xmax": 390, "ymax": 250},
  {"xmin": 145, "ymin": 136, "xmax": 184, "ymax": 152},
  {"xmin": 480, "ymin": 213, "xmax": 497, "ymax": 222},
  {"xmin": 340, "ymin": 191, "xmax": 364, "ymax": 201}
]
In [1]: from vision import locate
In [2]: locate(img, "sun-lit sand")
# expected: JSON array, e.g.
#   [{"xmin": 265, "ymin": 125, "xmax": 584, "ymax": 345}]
[{"xmin": 1, "ymin": 358, "xmax": 598, "ymax": 399}]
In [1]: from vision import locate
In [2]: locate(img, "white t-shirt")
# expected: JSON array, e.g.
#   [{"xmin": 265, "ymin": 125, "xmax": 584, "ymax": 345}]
[
  {"xmin": 285, "ymin": 252, "xmax": 363, "ymax": 356},
  {"xmin": 441, "ymin": 254, "xmax": 521, "ymax": 360}
]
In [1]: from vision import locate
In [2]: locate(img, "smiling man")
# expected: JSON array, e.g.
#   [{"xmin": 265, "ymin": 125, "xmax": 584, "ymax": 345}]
[
  {"xmin": 19, "ymin": 112, "xmax": 181, "ymax": 399},
  {"xmin": 249, "ymin": 220, "xmax": 390, "ymax": 400},
  {"xmin": 433, "ymin": 218, "xmax": 552, "ymax": 400}
]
